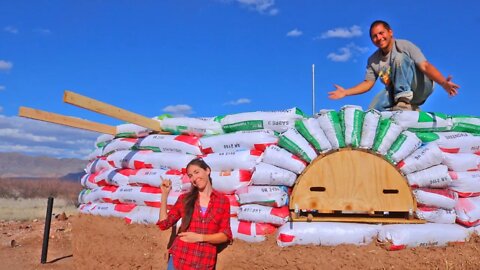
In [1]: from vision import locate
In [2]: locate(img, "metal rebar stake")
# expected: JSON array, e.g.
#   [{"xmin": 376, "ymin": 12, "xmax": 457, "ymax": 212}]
[{"xmin": 41, "ymin": 196, "xmax": 54, "ymax": 264}]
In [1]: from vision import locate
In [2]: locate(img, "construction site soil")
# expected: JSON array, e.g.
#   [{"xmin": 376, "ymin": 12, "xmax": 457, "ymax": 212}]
[{"xmin": 1, "ymin": 214, "xmax": 480, "ymax": 270}]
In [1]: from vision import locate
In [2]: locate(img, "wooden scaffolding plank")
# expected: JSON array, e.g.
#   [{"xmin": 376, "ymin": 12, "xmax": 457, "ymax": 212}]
[
  {"xmin": 63, "ymin": 90, "xmax": 162, "ymax": 132},
  {"xmin": 18, "ymin": 106, "xmax": 116, "ymax": 135}
]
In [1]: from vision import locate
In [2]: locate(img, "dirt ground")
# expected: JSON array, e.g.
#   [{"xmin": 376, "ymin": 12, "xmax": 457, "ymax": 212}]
[
  {"xmin": 2, "ymin": 214, "xmax": 480, "ymax": 270},
  {"xmin": 0, "ymin": 214, "xmax": 73, "ymax": 270}
]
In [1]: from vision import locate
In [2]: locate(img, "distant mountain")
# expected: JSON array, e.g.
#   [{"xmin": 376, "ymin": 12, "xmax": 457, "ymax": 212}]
[
  {"xmin": 0, "ymin": 152, "xmax": 87, "ymax": 178},
  {"xmin": 61, "ymin": 171, "xmax": 86, "ymax": 182}
]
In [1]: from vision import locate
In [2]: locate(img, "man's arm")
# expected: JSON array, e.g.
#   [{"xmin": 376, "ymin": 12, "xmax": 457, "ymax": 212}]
[
  {"xmin": 417, "ymin": 61, "xmax": 459, "ymax": 97},
  {"xmin": 328, "ymin": 80, "xmax": 375, "ymax": 100}
]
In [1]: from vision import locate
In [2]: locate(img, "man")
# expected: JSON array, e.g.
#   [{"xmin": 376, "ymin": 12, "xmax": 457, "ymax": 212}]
[{"xmin": 328, "ymin": 20, "xmax": 459, "ymax": 111}]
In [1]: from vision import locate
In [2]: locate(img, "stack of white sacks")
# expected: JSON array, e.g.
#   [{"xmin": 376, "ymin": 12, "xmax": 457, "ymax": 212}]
[{"xmin": 78, "ymin": 107, "xmax": 480, "ymax": 250}]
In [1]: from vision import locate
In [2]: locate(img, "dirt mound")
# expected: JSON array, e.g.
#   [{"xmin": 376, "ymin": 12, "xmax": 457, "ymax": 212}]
[
  {"xmin": 2, "ymin": 214, "xmax": 480, "ymax": 269},
  {"xmin": 73, "ymin": 215, "xmax": 169, "ymax": 270}
]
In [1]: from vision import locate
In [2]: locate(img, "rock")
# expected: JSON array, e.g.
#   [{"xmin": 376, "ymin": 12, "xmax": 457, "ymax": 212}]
[{"xmin": 55, "ymin": 212, "xmax": 68, "ymax": 221}]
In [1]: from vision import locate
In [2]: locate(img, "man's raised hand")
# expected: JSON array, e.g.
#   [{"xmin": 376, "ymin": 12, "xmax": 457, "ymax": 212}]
[
  {"xmin": 328, "ymin": 84, "xmax": 347, "ymax": 100},
  {"xmin": 442, "ymin": 75, "xmax": 460, "ymax": 97}
]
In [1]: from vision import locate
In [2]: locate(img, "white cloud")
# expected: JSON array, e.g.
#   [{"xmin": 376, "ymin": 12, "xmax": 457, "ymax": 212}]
[
  {"xmin": 327, "ymin": 48, "xmax": 352, "ymax": 62},
  {"xmin": 224, "ymin": 98, "xmax": 251, "ymax": 106},
  {"xmin": 162, "ymin": 104, "xmax": 194, "ymax": 117},
  {"xmin": 268, "ymin": 8, "xmax": 279, "ymax": 16},
  {"xmin": 327, "ymin": 43, "xmax": 369, "ymax": 62},
  {"xmin": 236, "ymin": 0, "xmax": 278, "ymax": 15},
  {"xmin": 0, "ymin": 85, "xmax": 5, "ymax": 91},
  {"xmin": 0, "ymin": 115, "xmax": 98, "ymax": 159},
  {"xmin": 351, "ymin": 43, "xmax": 369, "ymax": 54},
  {"xmin": 0, "ymin": 128, "xmax": 58, "ymax": 142},
  {"xmin": 34, "ymin": 28, "xmax": 52, "ymax": 35},
  {"xmin": 4, "ymin": 26, "xmax": 18, "ymax": 34},
  {"xmin": 319, "ymin": 25, "xmax": 362, "ymax": 39},
  {"xmin": 0, "ymin": 60, "xmax": 13, "ymax": 71},
  {"xmin": 0, "ymin": 144, "xmax": 92, "ymax": 159},
  {"xmin": 286, "ymin": 28, "xmax": 303, "ymax": 37}
]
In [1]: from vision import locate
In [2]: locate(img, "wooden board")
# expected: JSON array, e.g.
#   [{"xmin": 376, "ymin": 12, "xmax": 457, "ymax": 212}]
[
  {"xmin": 291, "ymin": 216, "xmax": 425, "ymax": 224},
  {"xmin": 63, "ymin": 90, "xmax": 164, "ymax": 132},
  {"xmin": 18, "ymin": 106, "xmax": 116, "ymax": 135},
  {"xmin": 290, "ymin": 149, "xmax": 417, "ymax": 222}
]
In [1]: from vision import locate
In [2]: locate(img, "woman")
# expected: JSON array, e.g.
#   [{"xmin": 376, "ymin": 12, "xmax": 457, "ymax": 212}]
[{"xmin": 158, "ymin": 158, "xmax": 232, "ymax": 270}]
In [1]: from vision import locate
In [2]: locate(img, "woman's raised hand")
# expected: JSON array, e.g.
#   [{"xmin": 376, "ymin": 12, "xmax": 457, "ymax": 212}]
[{"xmin": 160, "ymin": 178, "xmax": 172, "ymax": 195}]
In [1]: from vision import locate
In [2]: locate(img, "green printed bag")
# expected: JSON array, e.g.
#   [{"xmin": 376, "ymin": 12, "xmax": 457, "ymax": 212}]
[
  {"xmin": 339, "ymin": 105, "xmax": 365, "ymax": 148},
  {"xmin": 372, "ymin": 119, "xmax": 404, "ymax": 155},
  {"xmin": 294, "ymin": 118, "xmax": 332, "ymax": 153},
  {"xmin": 316, "ymin": 110, "xmax": 346, "ymax": 149},
  {"xmin": 278, "ymin": 128, "xmax": 318, "ymax": 163}
]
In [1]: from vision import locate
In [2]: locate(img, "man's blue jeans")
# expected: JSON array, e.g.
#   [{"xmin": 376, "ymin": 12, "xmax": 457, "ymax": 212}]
[{"xmin": 371, "ymin": 52, "xmax": 433, "ymax": 111}]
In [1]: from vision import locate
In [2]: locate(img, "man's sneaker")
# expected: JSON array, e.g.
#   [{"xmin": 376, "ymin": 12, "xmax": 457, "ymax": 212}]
[{"xmin": 391, "ymin": 97, "xmax": 419, "ymax": 111}]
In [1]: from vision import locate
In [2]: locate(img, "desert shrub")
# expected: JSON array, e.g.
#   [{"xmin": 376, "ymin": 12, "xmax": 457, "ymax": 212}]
[{"xmin": 0, "ymin": 178, "xmax": 81, "ymax": 203}]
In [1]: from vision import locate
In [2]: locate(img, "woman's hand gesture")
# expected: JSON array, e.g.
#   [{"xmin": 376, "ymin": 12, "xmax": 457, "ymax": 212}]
[
  {"xmin": 160, "ymin": 178, "xmax": 172, "ymax": 196},
  {"xmin": 178, "ymin": 232, "xmax": 203, "ymax": 243}
]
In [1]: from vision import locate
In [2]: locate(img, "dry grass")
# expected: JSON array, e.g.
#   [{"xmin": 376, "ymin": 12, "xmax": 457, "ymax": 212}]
[
  {"xmin": 0, "ymin": 197, "xmax": 78, "ymax": 221},
  {"xmin": 0, "ymin": 178, "xmax": 81, "ymax": 220}
]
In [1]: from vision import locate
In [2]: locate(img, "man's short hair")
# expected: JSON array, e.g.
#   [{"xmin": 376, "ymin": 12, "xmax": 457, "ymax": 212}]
[{"xmin": 369, "ymin": 20, "xmax": 391, "ymax": 37}]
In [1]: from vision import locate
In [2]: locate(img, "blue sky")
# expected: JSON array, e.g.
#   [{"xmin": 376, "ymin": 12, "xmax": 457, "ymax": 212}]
[{"xmin": 0, "ymin": 0, "xmax": 479, "ymax": 159}]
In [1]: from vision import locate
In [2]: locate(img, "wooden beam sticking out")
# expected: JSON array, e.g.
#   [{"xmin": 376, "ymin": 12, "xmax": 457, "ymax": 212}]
[
  {"xmin": 63, "ymin": 90, "xmax": 162, "ymax": 132},
  {"xmin": 18, "ymin": 106, "xmax": 116, "ymax": 135}
]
